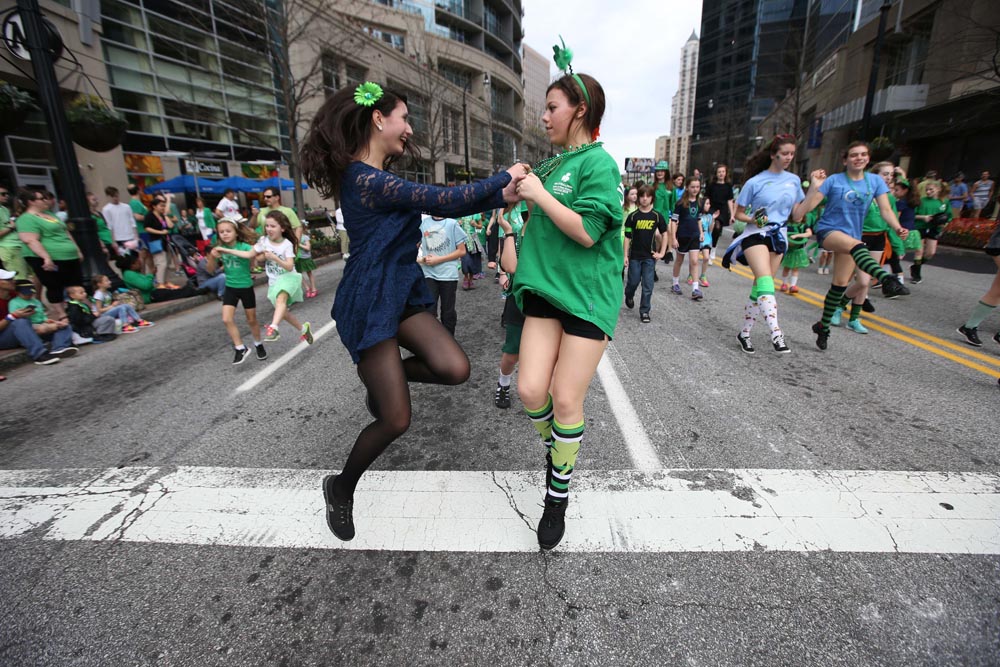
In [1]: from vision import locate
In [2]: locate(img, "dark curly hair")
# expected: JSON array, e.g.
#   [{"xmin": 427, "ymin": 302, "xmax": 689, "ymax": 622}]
[{"xmin": 299, "ymin": 86, "xmax": 417, "ymax": 199}]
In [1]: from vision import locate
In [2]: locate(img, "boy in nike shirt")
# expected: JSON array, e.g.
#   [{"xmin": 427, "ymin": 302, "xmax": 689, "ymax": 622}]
[{"xmin": 623, "ymin": 185, "xmax": 668, "ymax": 322}]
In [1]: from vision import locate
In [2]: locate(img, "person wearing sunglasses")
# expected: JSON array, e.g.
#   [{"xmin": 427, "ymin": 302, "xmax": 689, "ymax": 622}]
[{"xmin": 255, "ymin": 188, "xmax": 302, "ymax": 240}]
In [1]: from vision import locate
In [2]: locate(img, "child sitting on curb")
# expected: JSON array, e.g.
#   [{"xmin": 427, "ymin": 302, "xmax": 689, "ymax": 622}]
[{"xmin": 65, "ymin": 285, "xmax": 117, "ymax": 342}]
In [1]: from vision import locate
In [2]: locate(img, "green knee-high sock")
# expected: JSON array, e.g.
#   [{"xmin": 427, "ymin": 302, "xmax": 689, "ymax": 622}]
[
  {"xmin": 548, "ymin": 419, "xmax": 583, "ymax": 503},
  {"xmin": 849, "ymin": 302, "xmax": 863, "ymax": 322},
  {"xmin": 821, "ymin": 285, "xmax": 848, "ymax": 329},
  {"xmin": 838, "ymin": 291, "xmax": 852, "ymax": 310},
  {"xmin": 525, "ymin": 395, "xmax": 554, "ymax": 448},
  {"xmin": 965, "ymin": 301, "xmax": 997, "ymax": 328},
  {"xmin": 850, "ymin": 243, "xmax": 890, "ymax": 283}
]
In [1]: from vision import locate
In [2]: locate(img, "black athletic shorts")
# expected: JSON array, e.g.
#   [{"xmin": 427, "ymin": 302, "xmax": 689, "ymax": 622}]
[
  {"xmin": 223, "ymin": 285, "xmax": 256, "ymax": 309},
  {"xmin": 861, "ymin": 231, "xmax": 886, "ymax": 253},
  {"xmin": 521, "ymin": 292, "xmax": 607, "ymax": 341},
  {"xmin": 741, "ymin": 234, "xmax": 782, "ymax": 254},
  {"xmin": 985, "ymin": 247, "xmax": 1000, "ymax": 257},
  {"xmin": 922, "ymin": 224, "xmax": 944, "ymax": 241},
  {"xmin": 675, "ymin": 236, "xmax": 701, "ymax": 254}
]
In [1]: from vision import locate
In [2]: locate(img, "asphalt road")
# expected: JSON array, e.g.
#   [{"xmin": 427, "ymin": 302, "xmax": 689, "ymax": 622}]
[{"xmin": 1, "ymin": 235, "xmax": 998, "ymax": 667}]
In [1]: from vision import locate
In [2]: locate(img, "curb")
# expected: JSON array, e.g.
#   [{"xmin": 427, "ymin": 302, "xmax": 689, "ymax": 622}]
[{"xmin": 0, "ymin": 252, "xmax": 342, "ymax": 372}]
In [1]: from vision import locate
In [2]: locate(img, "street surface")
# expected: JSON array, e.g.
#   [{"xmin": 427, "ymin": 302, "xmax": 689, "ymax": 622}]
[{"xmin": 1, "ymin": 234, "xmax": 998, "ymax": 666}]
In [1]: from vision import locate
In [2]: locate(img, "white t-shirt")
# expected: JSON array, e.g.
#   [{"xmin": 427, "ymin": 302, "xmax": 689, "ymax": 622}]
[
  {"xmin": 216, "ymin": 197, "xmax": 240, "ymax": 218},
  {"xmin": 335, "ymin": 207, "xmax": 345, "ymax": 231},
  {"xmin": 196, "ymin": 209, "xmax": 214, "ymax": 240},
  {"xmin": 254, "ymin": 236, "xmax": 294, "ymax": 285},
  {"xmin": 101, "ymin": 202, "xmax": 137, "ymax": 241}
]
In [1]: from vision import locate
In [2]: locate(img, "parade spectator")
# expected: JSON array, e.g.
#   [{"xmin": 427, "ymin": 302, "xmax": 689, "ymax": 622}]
[
  {"xmin": 194, "ymin": 249, "xmax": 226, "ymax": 298},
  {"xmin": 116, "ymin": 253, "xmax": 198, "ymax": 303},
  {"xmin": 971, "ymin": 171, "xmax": 995, "ymax": 219},
  {"xmin": 87, "ymin": 192, "xmax": 115, "ymax": 257},
  {"xmin": 949, "ymin": 173, "xmax": 970, "ymax": 217},
  {"xmin": 101, "ymin": 186, "xmax": 139, "ymax": 252},
  {"xmin": 215, "ymin": 188, "xmax": 240, "ymax": 220},
  {"xmin": 16, "ymin": 187, "xmax": 84, "ymax": 320},
  {"xmin": 91, "ymin": 274, "xmax": 152, "ymax": 331},
  {"xmin": 334, "ymin": 206, "xmax": 348, "ymax": 258},
  {"xmin": 0, "ymin": 184, "xmax": 32, "ymax": 281},
  {"xmin": 127, "ymin": 183, "xmax": 148, "ymax": 224},
  {"xmin": 8, "ymin": 280, "xmax": 59, "ymax": 335},
  {"xmin": 143, "ymin": 195, "xmax": 173, "ymax": 286},
  {"xmin": 255, "ymin": 187, "xmax": 302, "ymax": 239},
  {"xmin": 65, "ymin": 285, "xmax": 116, "ymax": 341},
  {"xmin": 0, "ymin": 268, "xmax": 77, "ymax": 365},
  {"xmin": 194, "ymin": 197, "xmax": 217, "ymax": 252}
]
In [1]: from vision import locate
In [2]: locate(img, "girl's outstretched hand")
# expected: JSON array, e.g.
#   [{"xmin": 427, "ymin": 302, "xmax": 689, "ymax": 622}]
[
  {"xmin": 809, "ymin": 169, "xmax": 827, "ymax": 189},
  {"xmin": 515, "ymin": 173, "xmax": 545, "ymax": 203}
]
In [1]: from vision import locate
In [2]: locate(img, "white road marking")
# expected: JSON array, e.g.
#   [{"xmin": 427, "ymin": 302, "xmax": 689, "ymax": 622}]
[
  {"xmin": 234, "ymin": 320, "xmax": 337, "ymax": 393},
  {"xmin": 597, "ymin": 350, "xmax": 663, "ymax": 470},
  {"xmin": 2, "ymin": 466, "xmax": 998, "ymax": 554}
]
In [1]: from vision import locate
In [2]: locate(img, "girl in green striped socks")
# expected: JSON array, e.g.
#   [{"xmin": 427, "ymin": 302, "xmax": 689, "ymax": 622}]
[{"xmin": 798, "ymin": 141, "xmax": 911, "ymax": 350}]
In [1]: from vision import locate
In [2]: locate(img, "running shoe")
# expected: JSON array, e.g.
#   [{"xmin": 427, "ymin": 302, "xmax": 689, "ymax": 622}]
[
  {"xmin": 699, "ymin": 276, "xmax": 710, "ymax": 287},
  {"xmin": 33, "ymin": 353, "xmax": 60, "ymax": 366},
  {"xmin": 994, "ymin": 331, "xmax": 1000, "ymax": 347},
  {"xmin": 494, "ymin": 382, "xmax": 511, "ymax": 409},
  {"xmin": 49, "ymin": 346, "xmax": 78, "ymax": 357},
  {"xmin": 300, "ymin": 322, "xmax": 313, "ymax": 344},
  {"xmin": 641, "ymin": 312, "xmax": 651, "ymax": 323},
  {"xmin": 957, "ymin": 326, "xmax": 982, "ymax": 347},
  {"xmin": 71, "ymin": 333, "xmax": 93, "ymax": 345},
  {"xmin": 686, "ymin": 275, "xmax": 694, "ymax": 285},
  {"xmin": 625, "ymin": 295, "xmax": 634, "ymax": 309},
  {"xmin": 780, "ymin": 283, "xmax": 789, "ymax": 292},
  {"xmin": 232, "ymin": 347, "xmax": 250, "ymax": 364},
  {"xmin": 846, "ymin": 319, "xmax": 869, "ymax": 334},
  {"xmin": 788, "ymin": 285, "xmax": 800, "ymax": 294},
  {"xmin": 255, "ymin": 343, "xmax": 268, "ymax": 360},
  {"xmin": 121, "ymin": 324, "xmax": 138, "ymax": 334},
  {"xmin": 537, "ymin": 498, "xmax": 568, "ymax": 550},
  {"xmin": 691, "ymin": 288, "xmax": 703, "ymax": 301},
  {"xmin": 671, "ymin": 284, "xmax": 682, "ymax": 295},
  {"xmin": 323, "ymin": 474, "xmax": 355, "ymax": 541},
  {"xmin": 881, "ymin": 276, "xmax": 910, "ymax": 298},
  {"xmin": 862, "ymin": 298, "xmax": 876, "ymax": 313},
  {"xmin": 772, "ymin": 334, "xmax": 791, "ymax": 353},
  {"xmin": 264, "ymin": 325, "xmax": 280, "ymax": 342},
  {"xmin": 137, "ymin": 319, "xmax": 154, "ymax": 327},
  {"xmin": 830, "ymin": 308, "xmax": 843, "ymax": 327},
  {"xmin": 737, "ymin": 333, "xmax": 755, "ymax": 354},
  {"xmin": 812, "ymin": 322, "xmax": 830, "ymax": 350}
]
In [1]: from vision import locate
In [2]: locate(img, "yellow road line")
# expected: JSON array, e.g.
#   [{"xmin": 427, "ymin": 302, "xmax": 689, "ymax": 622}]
[{"xmin": 721, "ymin": 264, "xmax": 1000, "ymax": 378}]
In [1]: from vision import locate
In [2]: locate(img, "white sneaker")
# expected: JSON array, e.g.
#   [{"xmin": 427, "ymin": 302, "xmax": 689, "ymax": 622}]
[{"xmin": 71, "ymin": 332, "xmax": 94, "ymax": 345}]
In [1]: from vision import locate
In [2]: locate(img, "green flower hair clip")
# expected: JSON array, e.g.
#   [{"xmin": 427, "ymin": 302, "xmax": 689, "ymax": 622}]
[
  {"xmin": 354, "ymin": 82, "xmax": 383, "ymax": 107},
  {"xmin": 552, "ymin": 36, "xmax": 573, "ymax": 74}
]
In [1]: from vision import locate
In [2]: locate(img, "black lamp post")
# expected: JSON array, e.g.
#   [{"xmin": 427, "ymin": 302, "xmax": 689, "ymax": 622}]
[
  {"xmin": 860, "ymin": 0, "xmax": 894, "ymax": 140},
  {"xmin": 17, "ymin": 0, "xmax": 115, "ymax": 286},
  {"xmin": 462, "ymin": 82, "xmax": 471, "ymax": 183}
]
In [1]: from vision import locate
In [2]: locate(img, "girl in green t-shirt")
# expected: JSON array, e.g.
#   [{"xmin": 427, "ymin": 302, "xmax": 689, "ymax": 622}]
[
  {"xmin": 207, "ymin": 217, "xmax": 264, "ymax": 363},
  {"xmin": 912, "ymin": 180, "xmax": 952, "ymax": 283},
  {"xmin": 511, "ymin": 70, "xmax": 623, "ymax": 551}
]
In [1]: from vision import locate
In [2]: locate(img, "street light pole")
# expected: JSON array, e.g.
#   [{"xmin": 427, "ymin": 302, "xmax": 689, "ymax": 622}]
[
  {"xmin": 860, "ymin": 0, "xmax": 893, "ymax": 141},
  {"xmin": 17, "ymin": 0, "xmax": 110, "ymax": 284},
  {"xmin": 462, "ymin": 83, "xmax": 471, "ymax": 183}
]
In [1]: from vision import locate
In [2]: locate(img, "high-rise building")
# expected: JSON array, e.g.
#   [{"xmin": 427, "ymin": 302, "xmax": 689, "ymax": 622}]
[
  {"xmin": 654, "ymin": 135, "xmax": 671, "ymax": 163},
  {"xmin": 521, "ymin": 43, "xmax": 552, "ymax": 165},
  {"xmin": 669, "ymin": 31, "xmax": 699, "ymax": 177}
]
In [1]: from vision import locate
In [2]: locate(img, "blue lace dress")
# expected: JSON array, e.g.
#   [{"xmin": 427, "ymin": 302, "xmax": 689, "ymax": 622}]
[{"xmin": 334, "ymin": 162, "xmax": 511, "ymax": 362}]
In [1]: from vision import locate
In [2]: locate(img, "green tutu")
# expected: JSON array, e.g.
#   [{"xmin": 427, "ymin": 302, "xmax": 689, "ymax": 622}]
[
  {"xmin": 903, "ymin": 229, "xmax": 922, "ymax": 252},
  {"xmin": 781, "ymin": 248, "xmax": 810, "ymax": 269},
  {"xmin": 267, "ymin": 271, "xmax": 304, "ymax": 306},
  {"xmin": 295, "ymin": 257, "xmax": 317, "ymax": 273}
]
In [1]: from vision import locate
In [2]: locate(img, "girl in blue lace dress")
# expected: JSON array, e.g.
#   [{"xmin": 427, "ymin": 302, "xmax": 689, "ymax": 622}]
[{"xmin": 301, "ymin": 82, "xmax": 526, "ymax": 541}]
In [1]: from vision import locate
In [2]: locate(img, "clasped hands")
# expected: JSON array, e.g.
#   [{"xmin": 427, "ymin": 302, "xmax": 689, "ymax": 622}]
[{"xmin": 502, "ymin": 163, "xmax": 542, "ymax": 204}]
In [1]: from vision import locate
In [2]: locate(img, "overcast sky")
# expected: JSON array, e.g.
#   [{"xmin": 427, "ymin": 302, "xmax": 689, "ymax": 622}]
[{"xmin": 521, "ymin": 0, "xmax": 703, "ymax": 170}]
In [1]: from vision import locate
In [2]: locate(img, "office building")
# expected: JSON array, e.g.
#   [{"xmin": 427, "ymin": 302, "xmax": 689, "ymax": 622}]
[{"xmin": 669, "ymin": 30, "xmax": 699, "ymax": 177}]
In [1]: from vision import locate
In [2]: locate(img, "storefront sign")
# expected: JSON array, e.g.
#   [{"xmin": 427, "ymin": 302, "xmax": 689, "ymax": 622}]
[{"xmin": 182, "ymin": 159, "xmax": 226, "ymax": 177}]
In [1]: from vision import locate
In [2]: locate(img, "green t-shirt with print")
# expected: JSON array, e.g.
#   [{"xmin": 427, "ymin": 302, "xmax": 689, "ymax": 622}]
[
  {"xmin": 862, "ymin": 193, "xmax": 896, "ymax": 233},
  {"xmin": 0, "ymin": 205, "xmax": 21, "ymax": 250},
  {"xmin": 8, "ymin": 296, "xmax": 46, "ymax": 323},
  {"xmin": 512, "ymin": 145, "xmax": 625, "ymax": 337},
  {"xmin": 123, "ymin": 269, "xmax": 154, "ymax": 303},
  {"xmin": 915, "ymin": 197, "xmax": 951, "ymax": 231},
  {"xmin": 653, "ymin": 183, "xmax": 676, "ymax": 226},
  {"xmin": 15, "ymin": 212, "xmax": 79, "ymax": 260},
  {"xmin": 220, "ymin": 241, "xmax": 254, "ymax": 288}
]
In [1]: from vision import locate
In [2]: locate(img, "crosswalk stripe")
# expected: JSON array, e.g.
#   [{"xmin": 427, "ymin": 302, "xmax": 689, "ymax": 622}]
[{"xmin": 1, "ymin": 466, "xmax": 997, "ymax": 554}]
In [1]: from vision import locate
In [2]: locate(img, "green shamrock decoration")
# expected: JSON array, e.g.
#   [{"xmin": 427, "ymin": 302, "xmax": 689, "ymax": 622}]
[
  {"xmin": 552, "ymin": 36, "xmax": 574, "ymax": 73},
  {"xmin": 354, "ymin": 82, "xmax": 383, "ymax": 107}
]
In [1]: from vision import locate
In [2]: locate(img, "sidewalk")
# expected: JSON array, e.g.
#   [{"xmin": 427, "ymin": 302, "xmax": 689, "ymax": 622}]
[{"xmin": 0, "ymin": 253, "xmax": 342, "ymax": 372}]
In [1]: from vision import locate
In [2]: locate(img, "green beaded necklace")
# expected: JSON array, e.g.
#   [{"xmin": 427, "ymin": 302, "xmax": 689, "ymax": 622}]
[{"xmin": 531, "ymin": 141, "xmax": 604, "ymax": 182}]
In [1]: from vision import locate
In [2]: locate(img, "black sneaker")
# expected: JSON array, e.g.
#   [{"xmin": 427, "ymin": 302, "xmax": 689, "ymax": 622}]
[
  {"xmin": 772, "ymin": 334, "xmax": 791, "ymax": 354},
  {"xmin": 255, "ymin": 343, "xmax": 268, "ymax": 360},
  {"xmin": 994, "ymin": 331, "xmax": 1000, "ymax": 347},
  {"xmin": 910, "ymin": 264, "xmax": 922, "ymax": 283},
  {"xmin": 625, "ymin": 295, "xmax": 634, "ymax": 309},
  {"xmin": 736, "ymin": 333, "xmax": 755, "ymax": 354},
  {"xmin": 49, "ymin": 346, "xmax": 78, "ymax": 358},
  {"xmin": 640, "ymin": 313, "xmax": 651, "ymax": 323},
  {"xmin": 232, "ymin": 347, "xmax": 250, "ymax": 364},
  {"xmin": 494, "ymin": 382, "xmax": 511, "ymax": 409},
  {"xmin": 33, "ymin": 353, "xmax": 60, "ymax": 366},
  {"xmin": 862, "ymin": 298, "xmax": 876, "ymax": 313},
  {"xmin": 653, "ymin": 271, "xmax": 660, "ymax": 281},
  {"xmin": 957, "ymin": 325, "xmax": 983, "ymax": 347},
  {"xmin": 812, "ymin": 322, "xmax": 830, "ymax": 350},
  {"xmin": 881, "ymin": 276, "xmax": 910, "ymax": 299},
  {"xmin": 537, "ymin": 498, "xmax": 568, "ymax": 550},
  {"xmin": 323, "ymin": 474, "xmax": 355, "ymax": 541}
]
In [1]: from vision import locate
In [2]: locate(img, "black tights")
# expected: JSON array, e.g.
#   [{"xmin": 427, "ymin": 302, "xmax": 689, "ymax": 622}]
[
  {"xmin": 334, "ymin": 311, "xmax": 470, "ymax": 497},
  {"xmin": 711, "ymin": 221, "xmax": 725, "ymax": 248}
]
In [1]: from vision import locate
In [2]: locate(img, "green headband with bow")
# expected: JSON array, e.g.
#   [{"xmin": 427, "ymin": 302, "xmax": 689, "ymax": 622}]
[{"xmin": 552, "ymin": 36, "xmax": 590, "ymax": 106}]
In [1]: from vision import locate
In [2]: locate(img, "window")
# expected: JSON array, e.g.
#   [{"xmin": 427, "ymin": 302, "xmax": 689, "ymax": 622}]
[
  {"xmin": 884, "ymin": 16, "xmax": 931, "ymax": 87},
  {"xmin": 439, "ymin": 63, "xmax": 470, "ymax": 89},
  {"xmin": 442, "ymin": 106, "xmax": 462, "ymax": 153},
  {"xmin": 364, "ymin": 26, "xmax": 406, "ymax": 52},
  {"xmin": 396, "ymin": 160, "xmax": 431, "ymax": 184}
]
